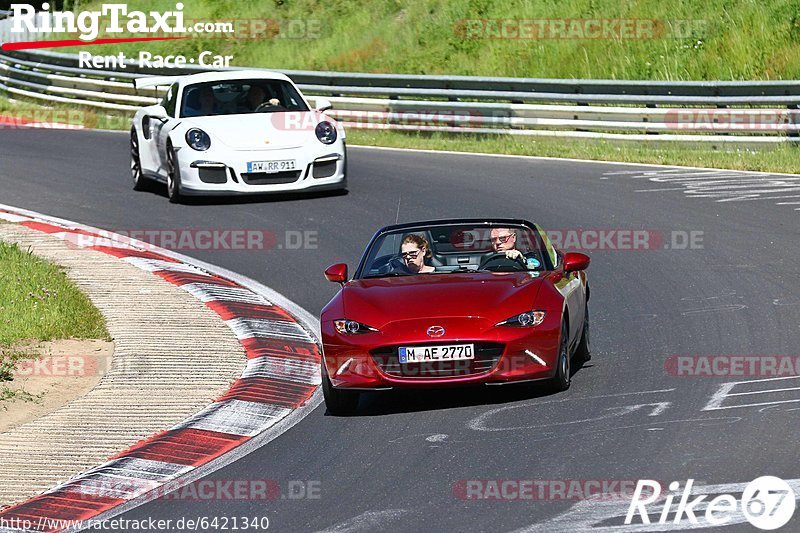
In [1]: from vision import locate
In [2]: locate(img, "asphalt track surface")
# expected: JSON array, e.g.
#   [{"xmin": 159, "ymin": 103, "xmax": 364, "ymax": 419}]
[{"xmin": 1, "ymin": 128, "xmax": 799, "ymax": 532}]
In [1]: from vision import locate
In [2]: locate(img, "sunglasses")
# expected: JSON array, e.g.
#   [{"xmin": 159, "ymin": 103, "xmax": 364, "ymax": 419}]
[
  {"xmin": 401, "ymin": 250, "xmax": 422, "ymax": 259},
  {"xmin": 490, "ymin": 234, "xmax": 514, "ymax": 244}
]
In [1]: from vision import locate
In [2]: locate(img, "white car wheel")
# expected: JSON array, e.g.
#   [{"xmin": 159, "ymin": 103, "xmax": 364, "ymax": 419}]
[
  {"xmin": 130, "ymin": 128, "xmax": 147, "ymax": 191},
  {"xmin": 166, "ymin": 144, "xmax": 183, "ymax": 204}
]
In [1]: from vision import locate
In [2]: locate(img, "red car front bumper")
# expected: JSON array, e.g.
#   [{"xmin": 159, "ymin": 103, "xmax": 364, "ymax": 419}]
[{"xmin": 321, "ymin": 315, "xmax": 562, "ymax": 389}]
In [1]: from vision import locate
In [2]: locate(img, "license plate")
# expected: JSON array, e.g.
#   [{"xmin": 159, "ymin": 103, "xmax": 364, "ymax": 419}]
[
  {"xmin": 247, "ymin": 159, "xmax": 296, "ymax": 173},
  {"xmin": 398, "ymin": 344, "xmax": 475, "ymax": 364}
]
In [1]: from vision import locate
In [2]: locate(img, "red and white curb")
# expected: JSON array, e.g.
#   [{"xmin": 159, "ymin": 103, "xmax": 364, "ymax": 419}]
[{"xmin": 0, "ymin": 205, "xmax": 322, "ymax": 533}]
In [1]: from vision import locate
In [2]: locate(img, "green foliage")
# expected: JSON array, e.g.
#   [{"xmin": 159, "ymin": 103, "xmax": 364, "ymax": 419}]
[
  {"xmin": 67, "ymin": 0, "xmax": 800, "ymax": 79},
  {"xmin": 0, "ymin": 241, "xmax": 110, "ymax": 347}
]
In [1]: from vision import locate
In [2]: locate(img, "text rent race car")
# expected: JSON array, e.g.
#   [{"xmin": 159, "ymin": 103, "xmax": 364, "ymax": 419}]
[
  {"xmin": 130, "ymin": 70, "xmax": 346, "ymax": 203},
  {"xmin": 320, "ymin": 219, "xmax": 591, "ymax": 415}
]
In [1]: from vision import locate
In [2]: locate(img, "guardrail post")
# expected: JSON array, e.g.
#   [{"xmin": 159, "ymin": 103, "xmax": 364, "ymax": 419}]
[{"xmin": 789, "ymin": 105, "xmax": 799, "ymax": 139}]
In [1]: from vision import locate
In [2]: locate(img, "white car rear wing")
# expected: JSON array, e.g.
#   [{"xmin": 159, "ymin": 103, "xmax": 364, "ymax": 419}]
[{"xmin": 133, "ymin": 75, "xmax": 184, "ymax": 90}]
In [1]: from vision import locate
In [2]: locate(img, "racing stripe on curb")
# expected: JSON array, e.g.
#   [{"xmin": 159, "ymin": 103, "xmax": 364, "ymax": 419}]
[{"xmin": 0, "ymin": 208, "xmax": 321, "ymax": 532}]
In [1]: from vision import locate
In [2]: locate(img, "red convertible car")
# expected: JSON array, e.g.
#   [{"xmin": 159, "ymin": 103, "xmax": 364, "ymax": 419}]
[{"xmin": 320, "ymin": 219, "xmax": 590, "ymax": 415}]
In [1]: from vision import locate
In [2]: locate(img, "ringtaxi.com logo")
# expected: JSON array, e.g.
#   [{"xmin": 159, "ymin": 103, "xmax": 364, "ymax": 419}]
[{"xmin": 626, "ymin": 477, "xmax": 796, "ymax": 530}]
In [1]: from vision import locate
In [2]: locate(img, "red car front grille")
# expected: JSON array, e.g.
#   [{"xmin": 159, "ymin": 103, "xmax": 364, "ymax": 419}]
[{"xmin": 370, "ymin": 342, "xmax": 504, "ymax": 379}]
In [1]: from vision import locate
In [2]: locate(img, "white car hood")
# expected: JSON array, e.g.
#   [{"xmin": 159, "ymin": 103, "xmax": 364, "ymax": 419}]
[{"xmin": 183, "ymin": 112, "xmax": 327, "ymax": 151}]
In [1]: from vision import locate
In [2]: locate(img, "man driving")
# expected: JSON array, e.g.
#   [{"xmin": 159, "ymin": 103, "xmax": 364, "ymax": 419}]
[
  {"xmin": 243, "ymin": 84, "xmax": 282, "ymax": 112},
  {"xmin": 488, "ymin": 227, "xmax": 541, "ymax": 269}
]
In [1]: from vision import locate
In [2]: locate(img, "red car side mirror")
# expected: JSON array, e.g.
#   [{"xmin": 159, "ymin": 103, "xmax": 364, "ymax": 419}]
[
  {"xmin": 324, "ymin": 263, "xmax": 348, "ymax": 284},
  {"xmin": 563, "ymin": 252, "xmax": 590, "ymax": 272}
]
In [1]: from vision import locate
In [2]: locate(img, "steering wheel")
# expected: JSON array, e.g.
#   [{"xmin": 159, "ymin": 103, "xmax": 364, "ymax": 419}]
[
  {"xmin": 372, "ymin": 255, "xmax": 412, "ymax": 276},
  {"xmin": 255, "ymin": 99, "xmax": 283, "ymax": 112},
  {"xmin": 478, "ymin": 252, "xmax": 526, "ymax": 272}
]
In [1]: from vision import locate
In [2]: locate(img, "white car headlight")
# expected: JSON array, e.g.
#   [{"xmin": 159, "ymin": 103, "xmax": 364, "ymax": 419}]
[
  {"xmin": 186, "ymin": 128, "xmax": 211, "ymax": 151},
  {"xmin": 315, "ymin": 121, "xmax": 337, "ymax": 144}
]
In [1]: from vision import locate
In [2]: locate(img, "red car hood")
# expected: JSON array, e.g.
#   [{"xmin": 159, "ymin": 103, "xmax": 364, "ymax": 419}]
[{"xmin": 341, "ymin": 271, "xmax": 545, "ymax": 329}]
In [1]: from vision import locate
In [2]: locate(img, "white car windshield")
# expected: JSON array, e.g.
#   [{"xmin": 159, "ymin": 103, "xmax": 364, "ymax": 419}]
[{"xmin": 180, "ymin": 79, "xmax": 309, "ymax": 118}]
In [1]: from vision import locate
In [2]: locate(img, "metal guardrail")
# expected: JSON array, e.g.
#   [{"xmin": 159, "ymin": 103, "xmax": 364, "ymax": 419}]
[{"xmin": 0, "ymin": 45, "xmax": 799, "ymax": 144}]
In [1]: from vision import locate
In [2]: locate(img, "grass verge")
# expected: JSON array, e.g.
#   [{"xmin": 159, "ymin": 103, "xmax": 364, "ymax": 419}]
[
  {"xmin": 56, "ymin": 0, "xmax": 800, "ymax": 80},
  {"xmin": 0, "ymin": 239, "xmax": 110, "ymax": 402},
  {"xmin": 347, "ymin": 130, "xmax": 800, "ymax": 174}
]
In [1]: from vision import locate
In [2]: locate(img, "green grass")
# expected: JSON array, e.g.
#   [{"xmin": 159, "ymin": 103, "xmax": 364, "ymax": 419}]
[
  {"xmin": 58, "ymin": 0, "xmax": 800, "ymax": 80},
  {"xmin": 0, "ymin": 386, "xmax": 40, "ymax": 404},
  {"xmin": 0, "ymin": 94, "xmax": 131, "ymax": 131},
  {"xmin": 0, "ymin": 241, "xmax": 109, "ymax": 384},
  {"xmin": 347, "ymin": 129, "xmax": 800, "ymax": 173}
]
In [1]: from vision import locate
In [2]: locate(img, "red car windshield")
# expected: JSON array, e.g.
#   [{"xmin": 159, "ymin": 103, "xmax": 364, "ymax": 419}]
[{"xmin": 359, "ymin": 223, "xmax": 549, "ymax": 278}]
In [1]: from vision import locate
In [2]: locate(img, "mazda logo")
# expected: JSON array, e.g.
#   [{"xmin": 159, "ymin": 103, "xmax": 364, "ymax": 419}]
[{"xmin": 426, "ymin": 325, "xmax": 445, "ymax": 338}]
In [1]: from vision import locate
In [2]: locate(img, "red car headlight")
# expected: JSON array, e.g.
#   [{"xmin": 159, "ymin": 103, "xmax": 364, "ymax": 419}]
[
  {"xmin": 496, "ymin": 311, "xmax": 546, "ymax": 327},
  {"xmin": 334, "ymin": 319, "xmax": 379, "ymax": 334}
]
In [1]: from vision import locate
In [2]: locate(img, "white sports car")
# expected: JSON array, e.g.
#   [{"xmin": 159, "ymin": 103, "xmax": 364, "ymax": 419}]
[{"xmin": 131, "ymin": 70, "xmax": 346, "ymax": 203}]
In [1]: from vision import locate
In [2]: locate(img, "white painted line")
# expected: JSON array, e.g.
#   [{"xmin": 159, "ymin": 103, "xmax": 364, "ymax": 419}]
[
  {"xmin": 703, "ymin": 383, "xmax": 737, "ymax": 411},
  {"xmin": 704, "ymin": 376, "xmax": 800, "ymax": 411},
  {"xmin": 0, "ymin": 212, "xmax": 31, "ymax": 222},
  {"xmin": 468, "ymin": 392, "xmax": 676, "ymax": 432},
  {"xmin": 123, "ymin": 257, "xmax": 209, "ymax": 275},
  {"xmin": 605, "ymin": 167, "xmax": 800, "ymax": 209},
  {"xmin": 349, "ymin": 144, "xmax": 800, "ymax": 178},
  {"xmin": 727, "ymin": 386, "xmax": 800, "ymax": 397},
  {"xmin": 705, "ymin": 398, "xmax": 800, "ymax": 410},
  {"xmin": 722, "ymin": 375, "xmax": 800, "ymax": 386}
]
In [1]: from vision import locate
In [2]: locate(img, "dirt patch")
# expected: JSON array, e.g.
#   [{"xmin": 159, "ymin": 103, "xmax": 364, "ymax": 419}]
[{"xmin": 0, "ymin": 339, "xmax": 114, "ymax": 433}]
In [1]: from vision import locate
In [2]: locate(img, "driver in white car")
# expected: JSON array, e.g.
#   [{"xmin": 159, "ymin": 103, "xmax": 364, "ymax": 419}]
[{"xmin": 243, "ymin": 85, "xmax": 281, "ymax": 112}]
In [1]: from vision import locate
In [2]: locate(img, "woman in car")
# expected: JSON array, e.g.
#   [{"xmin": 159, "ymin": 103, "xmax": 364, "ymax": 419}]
[{"xmin": 400, "ymin": 234, "xmax": 435, "ymax": 274}]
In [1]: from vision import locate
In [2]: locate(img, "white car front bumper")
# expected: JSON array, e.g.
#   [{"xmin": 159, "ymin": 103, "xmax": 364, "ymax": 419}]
[{"xmin": 175, "ymin": 141, "xmax": 347, "ymax": 196}]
